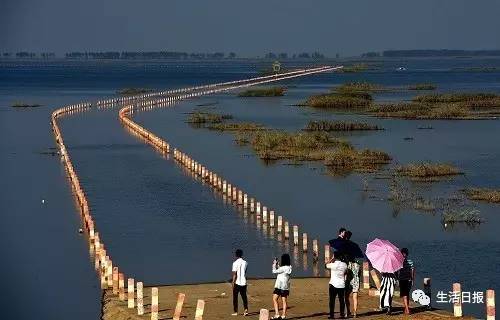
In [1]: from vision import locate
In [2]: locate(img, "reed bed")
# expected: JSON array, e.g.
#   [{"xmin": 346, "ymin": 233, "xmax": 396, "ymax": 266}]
[
  {"xmin": 304, "ymin": 120, "xmax": 382, "ymax": 131},
  {"xmin": 303, "ymin": 93, "xmax": 372, "ymax": 109},
  {"xmin": 442, "ymin": 208, "xmax": 482, "ymax": 224},
  {"xmin": 336, "ymin": 82, "xmax": 383, "ymax": 93},
  {"xmin": 408, "ymin": 83, "xmax": 437, "ymax": 90},
  {"xmin": 238, "ymin": 87, "xmax": 286, "ymax": 97},
  {"xmin": 11, "ymin": 102, "xmax": 41, "ymax": 108},
  {"xmin": 396, "ymin": 162, "xmax": 463, "ymax": 179},
  {"xmin": 340, "ymin": 63, "xmax": 370, "ymax": 73},
  {"xmin": 187, "ymin": 111, "xmax": 233, "ymax": 124},
  {"xmin": 464, "ymin": 188, "xmax": 500, "ymax": 203},
  {"xmin": 208, "ymin": 122, "xmax": 266, "ymax": 131},
  {"xmin": 324, "ymin": 146, "xmax": 391, "ymax": 172},
  {"xmin": 368, "ymin": 95, "xmax": 500, "ymax": 119},
  {"xmin": 413, "ymin": 93, "xmax": 499, "ymax": 104},
  {"xmin": 250, "ymin": 131, "xmax": 348, "ymax": 161}
]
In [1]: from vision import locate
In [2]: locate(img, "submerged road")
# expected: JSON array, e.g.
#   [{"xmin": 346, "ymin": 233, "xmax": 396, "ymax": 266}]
[{"xmin": 50, "ymin": 65, "xmax": 343, "ymax": 317}]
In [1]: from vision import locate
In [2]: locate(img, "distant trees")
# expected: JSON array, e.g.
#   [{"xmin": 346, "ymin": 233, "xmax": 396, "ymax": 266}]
[
  {"xmin": 278, "ymin": 53, "xmax": 288, "ymax": 59},
  {"xmin": 0, "ymin": 50, "xmax": 330, "ymax": 60},
  {"xmin": 265, "ymin": 52, "xmax": 277, "ymax": 59},
  {"xmin": 263, "ymin": 52, "xmax": 327, "ymax": 60},
  {"xmin": 16, "ymin": 52, "xmax": 36, "ymax": 58},
  {"xmin": 361, "ymin": 51, "xmax": 381, "ymax": 58}
]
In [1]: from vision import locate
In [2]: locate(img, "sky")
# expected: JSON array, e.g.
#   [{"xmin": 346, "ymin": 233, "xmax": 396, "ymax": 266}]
[{"xmin": 1, "ymin": 0, "xmax": 500, "ymax": 57}]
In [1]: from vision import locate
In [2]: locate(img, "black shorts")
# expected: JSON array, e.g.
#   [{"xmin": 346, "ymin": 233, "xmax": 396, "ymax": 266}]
[
  {"xmin": 273, "ymin": 288, "xmax": 290, "ymax": 297},
  {"xmin": 399, "ymin": 280, "xmax": 412, "ymax": 297}
]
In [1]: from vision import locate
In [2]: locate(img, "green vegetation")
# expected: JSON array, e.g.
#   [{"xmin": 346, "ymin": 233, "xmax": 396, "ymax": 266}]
[
  {"xmin": 186, "ymin": 112, "xmax": 233, "ymax": 124},
  {"xmin": 304, "ymin": 120, "xmax": 382, "ymax": 131},
  {"xmin": 304, "ymin": 94, "xmax": 371, "ymax": 109},
  {"xmin": 442, "ymin": 208, "xmax": 482, "ymax": 224},
  {"xmin": 11, "ymin": 102, "xmax": 41, "ymax": 108},
  {"xmin": 250, "ymin": 131, "xmax": 347, "ymax": 161},
  {"xmin": 369, "ymin": 93, "xmax": 500, "ymax": 119},
  {"xmin": 117, "ymin": 88, "xmax": 153, "ymax": 95},
  {"xmin": 301, "ymin": 83, "xmax": 500, "ymax": 119},
  {"xmin": 340, "ymin": 63, "xmax": 370, "ymax": 73},
  {"xmin": 234, "ymin": 132, "xmax": 250, "ymax": 146},
  {"xmin": 408, "ymin": 83, "xmax": 437, "ymax": 90},
  {"xmin": 464, "ymin": 188, "xmax": 500, "ymax": 203},
  {"xmin": 208, "ymin": 122, "xmax": 265, "ymax": 132},
  {"xmin": 186, "ymin": 111, "xmax": 264, "ymax": 132},
  {"xmin": 413, "ymin": 93, "xmax": 498, "ymax": 104},
  {"xmin": 187, "ymin": 111, "xmax": 390, "ymax": 174},
  {"xmin": 238, "ymin": 87, "xmax": 286, "ymax": 97},
  {"xmin": 336, "ymin": 82, "xmax": 383, "ymax": 93},
  {"xmin": 248, "ymin": 130, "xmax": 390, "ymax": 172},
  {"xmin": 301, "ymin": 82, "xmax": 382, "ymax": 109},
  {"xmin": 396, "ymin": 162, "xmax": 462, "ymax": 179},
  {"xmin": 324, "ymin": 146, "xmax": 391, "ymax": 173}
]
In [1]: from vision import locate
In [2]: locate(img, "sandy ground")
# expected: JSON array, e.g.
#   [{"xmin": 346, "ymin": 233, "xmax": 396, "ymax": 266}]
[{"xmin": 102, "ymin": 278, "xmax": 467, "ymax": 320}]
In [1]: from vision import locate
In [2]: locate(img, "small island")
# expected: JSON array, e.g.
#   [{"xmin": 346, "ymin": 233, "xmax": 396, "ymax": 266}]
[
  {"xmin": 11, "ymin": 102, "xmax": 42, "ymax": 108},
  {"xmin": 396, "ymin": 162, "xmax": 463, "ymax": 180}
]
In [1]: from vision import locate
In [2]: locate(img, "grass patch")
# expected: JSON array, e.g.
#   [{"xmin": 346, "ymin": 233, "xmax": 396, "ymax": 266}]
[
  {"xmin": 336, "ymin": 82, "xmax": 383, "ymax": 93},
  {"xmin": 238, "ymin": 87, "xmax": 286, "ymax": 97},
  {"xmin": 413, "ymin": 93, "xmax": 498, "ymax": 104},
  {"xmin": 340, "ymin": 63, "xmax": 370, "ymax": 73},
  {"xmin": 408, "ymin": 83, "xmax": 437, "ymax": 90},
  {"xmin": 368, "ymin": 92, "xmax": 500, "ymax": 119},
  {"xmin": 304, "ymin": 120, "xmax": 382, "ymax": 131},
  {"xmin": 11, "ymin": 102, "xmax": 41, "ymax": 108},
  {"xmin": 117, "ymin": 88, "xmax": 153, "ymax": 95},
  {"xmin": 442, "ymin": 208, "xmax": 482, "ymax": 224},
  {"xmin": 464, "ymin": 188, "xmax": 500, "ymax": 203},
  {"xmin": 324, "ymin": 146, "xmax": 391, "ymax": 173},
  {"xmin": 250, "ymin": 131, "xmax": 348, "ymax": 161},
  {"xmin": 303, "ymin": 93, "xmax": 372, "ymax": 109},
  {"xmin": 187, "ymin": 112, "xmax": 233, "ymax": 124},
  {"xmin": 396, "ymin": 162, "xmax": 463, "ymax": 179},
  {"xmin": 207, "ymin": 122, "xmax": 266, "ymax": 131}
]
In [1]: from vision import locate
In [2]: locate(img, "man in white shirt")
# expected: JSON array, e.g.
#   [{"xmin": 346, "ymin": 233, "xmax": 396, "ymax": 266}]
[
  {"xmin": 326, "ymin": 255, "xmax": 347, "ymax": 319},
  {"xmin": 232, "ymin": 249, "xmax": 248, "ymax": 316}
]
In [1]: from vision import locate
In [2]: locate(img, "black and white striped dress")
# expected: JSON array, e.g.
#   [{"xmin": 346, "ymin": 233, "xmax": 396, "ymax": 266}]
[{"xmin": 380, "ymin": 273, "xmax": 397, "ymax": 309}]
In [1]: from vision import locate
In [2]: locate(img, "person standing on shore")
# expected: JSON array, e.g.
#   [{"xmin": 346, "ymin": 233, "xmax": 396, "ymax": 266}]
[
  {"xmin": 329, "ymin": 227, "xmax": 347, "ymax": 255},
  {"xmin": 397, "ymin": 248, "xmax": 415, "ymax": 315},
  {"xmin": 326, "ymin": 254, "xmax": 348, "ymax": 319},
  {"xmin": 272, "ymin": 254, "xmax": 292, "ymax": 319},
  {"xmin": 344, "ymin": 231, "xmax": 360, "ymax": 318},
  {"xmin": 231, "ymin": 249, "xmax": 248, "ymax": 316}
]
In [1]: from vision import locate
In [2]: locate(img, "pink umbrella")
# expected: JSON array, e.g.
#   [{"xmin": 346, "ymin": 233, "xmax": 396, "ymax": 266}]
[{"xmin": 365, "ymin": 238, "xmax": 404, "ymax": 273}]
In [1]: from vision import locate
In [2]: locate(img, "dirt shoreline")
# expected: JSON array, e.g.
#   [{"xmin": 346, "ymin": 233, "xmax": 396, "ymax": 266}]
[{"xmin": 102, "ymin": 278, "xmax": 465, "ymax": 319}]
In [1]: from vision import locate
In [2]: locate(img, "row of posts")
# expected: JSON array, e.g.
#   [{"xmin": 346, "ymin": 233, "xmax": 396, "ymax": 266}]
[{"xmin": 53, "ymin": 101, "xmax": 208, "ymax": 320}]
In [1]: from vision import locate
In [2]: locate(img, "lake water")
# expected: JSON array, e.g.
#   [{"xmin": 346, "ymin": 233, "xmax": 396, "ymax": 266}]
[{"xmin": 1, "ymin": 58, "xmax": 499, "ymax": 319}]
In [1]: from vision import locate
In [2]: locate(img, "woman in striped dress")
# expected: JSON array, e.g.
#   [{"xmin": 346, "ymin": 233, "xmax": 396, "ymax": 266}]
[{"xmin": 379, "ymin": 272, "xmax": 397, "ymax": 314}]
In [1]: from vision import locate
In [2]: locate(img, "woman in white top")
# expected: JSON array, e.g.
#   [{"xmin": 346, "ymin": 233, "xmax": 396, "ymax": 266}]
[
  {"xmin": 325, "ymin": 254, "xmax": 348, "ymax": 319},
  {"xmin": 272, "ymin": 254, "xmax": 292, "ymax": 319}
]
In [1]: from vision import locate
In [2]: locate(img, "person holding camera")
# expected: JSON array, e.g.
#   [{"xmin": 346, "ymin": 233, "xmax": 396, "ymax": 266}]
[{"xmin": 272, "ymin": 254, "xmax": 292, "ymax": 319}]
